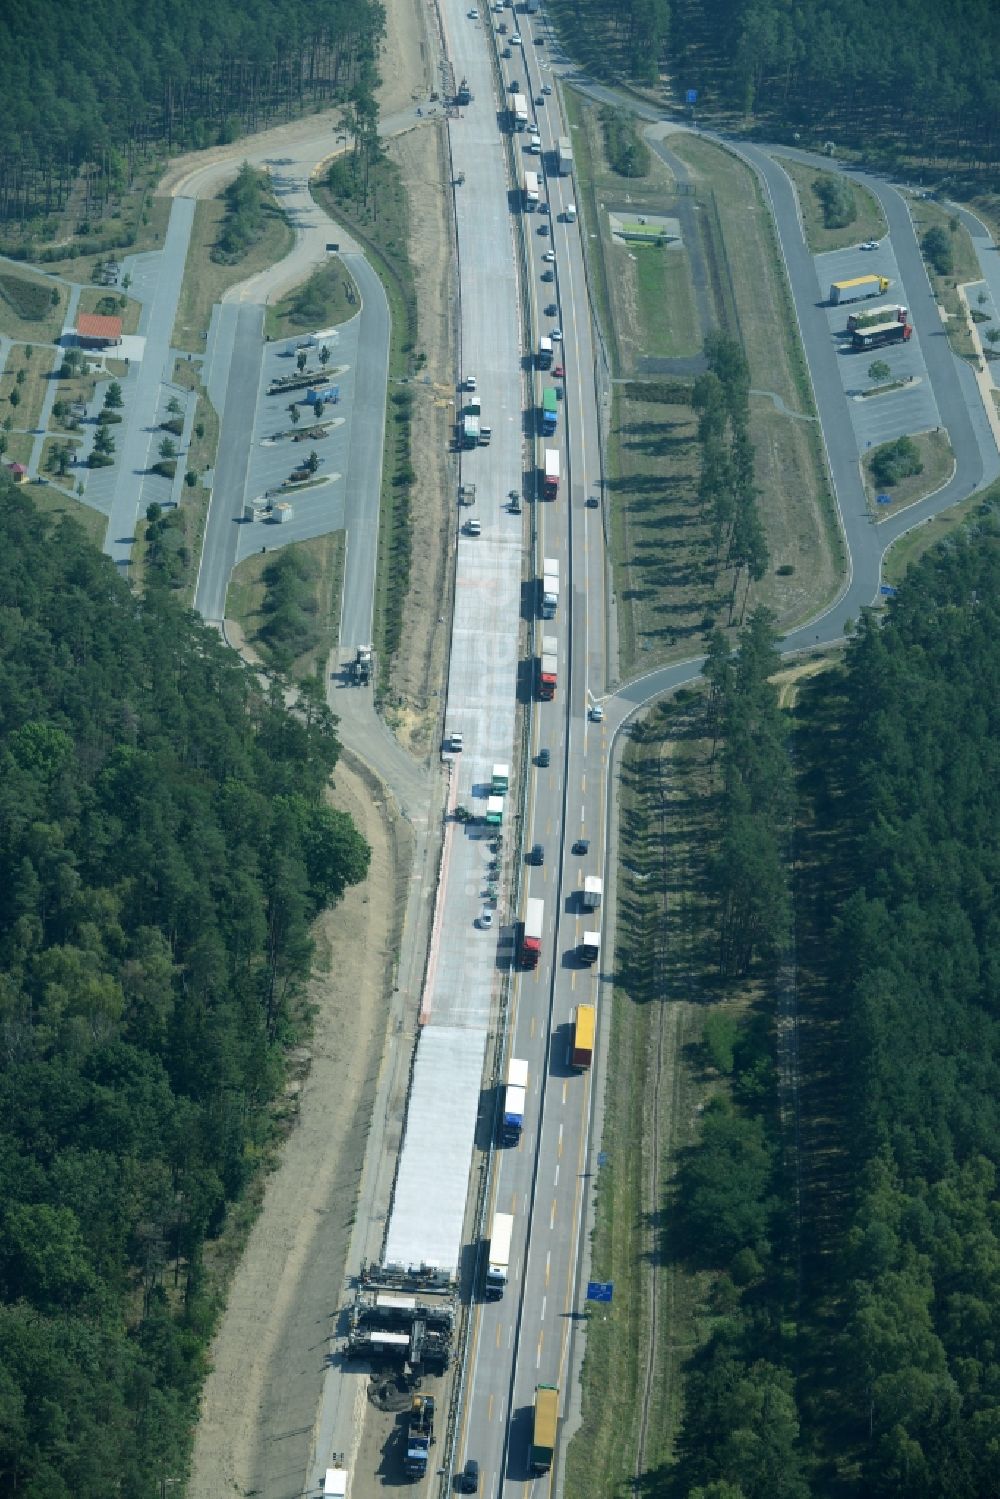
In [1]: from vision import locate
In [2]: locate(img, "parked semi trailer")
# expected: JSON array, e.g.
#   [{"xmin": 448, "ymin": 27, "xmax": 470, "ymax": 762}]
[
  {"xmin": 847, "ymin": 302, "xmax": 907, "ymax": 331},
  {"xmin": 852, "ymin": 319, "xmax": 912, "ymax": 351},
  {"xmin": 828, "ymin": 274, "xmax": 891, "ymax": 305}
]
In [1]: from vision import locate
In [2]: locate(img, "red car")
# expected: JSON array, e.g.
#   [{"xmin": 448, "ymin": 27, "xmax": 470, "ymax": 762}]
[{"xmin": 553, "ymin": 363, "xmax": 564, "ymax": 378}]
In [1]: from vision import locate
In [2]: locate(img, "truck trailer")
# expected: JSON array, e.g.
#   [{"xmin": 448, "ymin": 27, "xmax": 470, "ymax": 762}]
[
  {"xmin": 557, "ymin": 136, "xmax": 573, "ymax": 176},
  {"xmin": 582, "ymin": 876, "xmax": 603, "ymax": 910},
  {"xmin": 852, "ymin": 319, "xmax": 912, "ymax": 351},
  {"xmin": 491, "ymin": 763, "xmax": 510, "ymax": 793},
  {"xmin": 511, "ymin": 92, "xmax": 528, "ymax": 129},
  {"xmin": 462, "ymin": 414, "xmax": 480, "ymax": 447},
  {"xmin": 828, "ymin": 274, "xmax": 891, "ymax": 305},
  {"xmin": 543, "ymin": 449, "xmax": 560, "ymax": 500},
  {"xmin": 522, "ymin": 897, "xmax": 544, "ymax": 967},
  {"xmin": 485, "ymin": 1211, "xmax": 514, "ymax": 1299},
  {"xmin": 571, "ymin": 1004, "xmax": 596, "ymax": 1068},
  {"xmin": 537, "ymin": 336, "xmax": 553, "ymax": 370},
  {"xmin": 847, "ymin": 302, "xmax": 907, "ymax": 331},
  {"xmin": 523, "ymin": 169, "xmax": 540, "ymax": 210},
  {"xmin": 541, "ymin": 386, "xmax": 559, "ymax": 435},
  {"xmin": 503, "ymin": 1057, "xmax": 529, "ymax": 1143},
  {"xmin": 531, "ymin": 1385, "xmax": 559, "ymax": 1473},
  {"xmin": 538, "ymin": 633, "xmax": 557, "ymax": 699},
  {"xmin": 541, "ymin": 558, "xmax": 559, "ymax": 619}
]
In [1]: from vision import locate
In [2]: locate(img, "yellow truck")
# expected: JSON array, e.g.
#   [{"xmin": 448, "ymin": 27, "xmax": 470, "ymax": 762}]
[
  {"xmin": 828, "ymin": 274, "xmax": 891, "ymax": 305},
  {"xmin": 531, "ymin": 1385, "xmax": 558, "ymax": 1472}
]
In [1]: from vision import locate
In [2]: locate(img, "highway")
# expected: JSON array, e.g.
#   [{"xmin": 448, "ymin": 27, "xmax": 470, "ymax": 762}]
[{"xmin": 451, "ymin": 4, "xmax": 611, "ymax": 1493}]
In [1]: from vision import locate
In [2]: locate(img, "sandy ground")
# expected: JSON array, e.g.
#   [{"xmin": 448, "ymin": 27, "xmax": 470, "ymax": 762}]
[
  {"xmin": 383, "ymin": 122, "xmax": 458, "ymax": 758},
  {"xmin": 186, "ymin": 0, "xmax": 451, "ymax": 1492},
  {"xmin": 188, "ymin": 755, "xmax": 411, "ymax": 1499}
]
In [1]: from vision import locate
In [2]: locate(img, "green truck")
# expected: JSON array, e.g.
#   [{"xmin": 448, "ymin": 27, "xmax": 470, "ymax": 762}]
[{"xmin": 531, "ymin": 1384, "xmax": 558, "ymax": 1473}]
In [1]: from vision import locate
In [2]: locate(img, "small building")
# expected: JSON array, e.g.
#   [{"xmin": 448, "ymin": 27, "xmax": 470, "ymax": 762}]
[
  {"xmin": 76, "ymin": 313, "xmax": 123, "ymax": 350},
  {"xmin": 6, "ymin": 462, "xmax": 28, "ymax": 484}
]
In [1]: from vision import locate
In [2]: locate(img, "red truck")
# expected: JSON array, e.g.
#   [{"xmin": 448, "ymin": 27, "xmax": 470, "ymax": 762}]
[
  {"xmin": 543, "ymin": 449, "xmax": 560, "ymax": 500},
  {"xmin": 522, "ymin": 898, "xmax": 544, "ymax": 967},
  {"xmin": 538, "ymin": 634, "xmax": 557, "ymax": 700}
]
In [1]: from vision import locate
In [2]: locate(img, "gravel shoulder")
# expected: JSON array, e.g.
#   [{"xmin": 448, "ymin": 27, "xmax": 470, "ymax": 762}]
[{"xmin": 187, "ymin": 753, "xmax": 411, "ymax": 1499}]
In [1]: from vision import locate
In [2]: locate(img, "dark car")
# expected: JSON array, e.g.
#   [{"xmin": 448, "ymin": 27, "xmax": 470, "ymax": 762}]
[
  {"xmin": 461, "ymin": 1459, "xmax": 480, "ymax": 1493},
  {"xmin": 537, "ymin": 747, "xmax": 550, "ymax": 767},
  {"xmin": 529, "ymin": 843, "xmax": 544, "ymax": 865},
  {"xmin": 538, "ymin": 222, "xmax": 550, "ymax": 236},
  {"xmin": 573, "ymin": 838, "xmax": 590, "ymax": 855},
  {"xmin": 545, "ymin": 302, "xmax": 558, "ymax": 316}
]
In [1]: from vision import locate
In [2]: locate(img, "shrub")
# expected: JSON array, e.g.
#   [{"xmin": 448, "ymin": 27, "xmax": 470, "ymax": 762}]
[
  {"xmin": 871, "ymin": 435, "xmax": 923, "ymax": 488},
  {"xmin": 813, "ymin": 174, "xmax": 856, "ymax": 229},
  {"xmin": 922, "ymin": 225, "xmax": 954, "ymax": 277}
]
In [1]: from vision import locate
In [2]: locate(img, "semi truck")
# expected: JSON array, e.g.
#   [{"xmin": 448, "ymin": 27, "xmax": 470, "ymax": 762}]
[
  {"xmin": 523, "ymin": 169, "xmax": 540, "ymax": 210},
  {"xmin": 557, "ymin": 136, "xmax": 573, "ymax": 176},
  {"xmin": 582, "ymin": 876, "xmax": 603, "ymax": 910},
  {"xmin": 485, "ymin": 795, "xmax": 505, "ymax": 826},
  {"xmin": 538, "ymin": 634, "xmax": 557, "ymax": 699},
  {"xmin": 579, "ymin": 930, "xmax": 601, "ymax": 965},
  {"xmin": 571, "ymin": 1004, "xmax": 596, "ymax": 1068},
  {"xmin": 405, "ymin": 1395, "xmax": 435, "ymax": 1479},
  {"xmin": 503, "ymin": 1057, "xmax": 529, "ymax": 1144},
  {"xmin": 541, "ymin": 558, "xmax": 559, "ymax": 619},
  {"xmin": 541, "ymin": 386, "xmax": 558, "ymax": 435},
  {"xmin": 828, "ymin": 274, "xmax": 891, "ymax": 305},
  {"xmin": 491, "ymin": 763, "xmax": 509, "ymax": 793},
  {"xmin": 531, "ymin": 1385, "xmax": 558, "ymax": 1473},
  {"xmin": 538, "ymin": 336, "xmax": 553, "ymax": 370},
  {"xmin": 511, "ymin": 92, "xmax": 528, "ymax": 129},
  {"xmin": 543, "ymin": 449, "xmax": 560, "ymax": 500},
  {"xmin": 852, "ymin": 319, "xmax": 913, "ymax": 351},
  {"xmin": 522, "ymin": 897, "xmax": 544, "ymax": 967},
  {"xmin": 462, "ymin": 414, "xmax": 480, "ymax": 447},
  {"xmin": 485, "ymin": 1211, "xmax": 514, "ymax": 1299},
  {"xmin": 847, "ymin": 302, "xmax": 907, "ymax": 331}
]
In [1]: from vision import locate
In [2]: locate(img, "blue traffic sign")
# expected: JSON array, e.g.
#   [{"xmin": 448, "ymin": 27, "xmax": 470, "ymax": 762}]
[
  {"xmin": 686, "ymin": 89, "xmax": 698, "ymax": 105},
  {"xmin": 587, "ymin": 1281, "xmax": 614, "ymax": 1303},
  {"xmin": 876, "ymin": 493, "xmax": 892, "ymax": 505},
  {"xmin": 880, "ymin": 585, "xmax": 897, "ymax": 597}
]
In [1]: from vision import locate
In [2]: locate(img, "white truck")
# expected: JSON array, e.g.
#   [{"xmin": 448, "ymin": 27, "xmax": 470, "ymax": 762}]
[
  {"xmin": 579, "ymin": 930, "xmax": 601, "ymax": 965},
  {"xmin": 503, "ymin": 1057, "xmax": 529, "ymax": 1144},
  {"xmin": 511, "ymin": 92, "xmax": 529, "ymax": 129},
  {"xmin": 523, "ymin": 169, "xmax": 540, "ymax": 210},
  {"xmin": 485, "ymin": 1211, "xmax": 515, "ymax": 1298},
  {"xmin": 538, "ymin": 335, "xmax": 553, "ymax": 370},
  {"xmin": 557, "ymin": 136, "xmax": 573, "ymax": 176},
  {"xmin": 582, "ymin": 876, "xmax": 603, "ymax": 910},
  {"xmin": 541, "ymin": 557, "xmax": 559, "ymax": 618}
]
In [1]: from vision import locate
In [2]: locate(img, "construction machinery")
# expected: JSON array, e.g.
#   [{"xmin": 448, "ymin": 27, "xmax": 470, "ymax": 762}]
[
  {"xmin": 349, "ymin": 645, "xmax": 373, "ymax": 684},
  {"xmin": 404, "ymin": 1394, "xmax": 435, "ymax": 1479}
]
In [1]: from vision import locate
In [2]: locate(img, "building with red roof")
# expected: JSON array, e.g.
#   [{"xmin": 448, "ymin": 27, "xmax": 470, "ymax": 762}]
[{"xmin": 76, "ymin": 313, "xmax": 123, "ymax": 349}]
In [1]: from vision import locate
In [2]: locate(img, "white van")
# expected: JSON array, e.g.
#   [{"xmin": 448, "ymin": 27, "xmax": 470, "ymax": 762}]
[{"xmin": 465, "ymin": 518, "xmax": 482, "ymax": 536}]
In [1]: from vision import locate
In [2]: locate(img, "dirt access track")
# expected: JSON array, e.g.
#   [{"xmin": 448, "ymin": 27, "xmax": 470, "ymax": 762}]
[{"xmin": 186, "ymin": 0, "xmax": 450, "ymax": 1489}]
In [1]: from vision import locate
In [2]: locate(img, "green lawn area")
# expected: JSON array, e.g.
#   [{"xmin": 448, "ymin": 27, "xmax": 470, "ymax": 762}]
[
  {"xmin": 227, "ymin": 532, "xmax": 346, "ymax": 679},
  {"xmin": 632, "ymin": 244, "xmax": 700, "ymax": 358},
  {"xmin": 0, "ymin": 271, "xmax": 66, "ymax": 343},
  {"xmin": 264, "ymin": 257, "xmax": 360, "ymax": 341},
  {"xmin": 564, "ymin": 705, "xmax": 726, "ymax": 1498},
  {"xmin": 780, "ymin": 159, "xmax": 887, "ymax": 254},
  {"xmin": 0, "ymin": 344, "xmax": 53, "ymax": 435},
  {"xmin": 78, "ymin": 287, "xmax": 143, "ymax": 335},
  {"xmin": 908, "ymin": 194, "xmax": 981, "ymax": 360},
  {"xmin": 22, "ymin": 480, "xmax": 108, "ymax": 548},
  {"xmin": 172, "ymin": 190, "xmax": 293, "ymax": 353},
  {"xmin": 863, "ymin": 428, "xmax": 955, "ymax": 520},
  {"xmin": 883, "ymin": 476, "xmax": 1000, "ymax": 586},
  {"xmin": 30, "ymin": 191, "xmax": 172, "ymax": 284}
]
